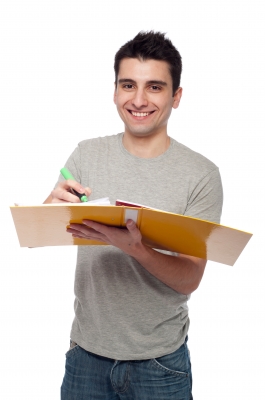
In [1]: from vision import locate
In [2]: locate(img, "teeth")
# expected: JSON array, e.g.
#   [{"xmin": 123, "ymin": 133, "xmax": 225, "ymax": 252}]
[{"xmin": 131, "ymin": 111, "xmax": 151, "ymax": 117}]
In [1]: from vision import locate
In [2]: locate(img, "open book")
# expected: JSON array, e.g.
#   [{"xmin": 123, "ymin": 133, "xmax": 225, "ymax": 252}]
[{"xmin": 10, "ymin": 198, "xmax": 252, "ymax": 266}]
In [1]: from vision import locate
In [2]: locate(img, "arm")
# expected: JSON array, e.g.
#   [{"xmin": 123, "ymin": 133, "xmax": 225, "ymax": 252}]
[
  {"xmin": 133, "ymin": 245, "xmax": 206, "ymax": 295},
  {"xmin": 67, "ymin": 219, "xmax": 206, "ymax": 295}
]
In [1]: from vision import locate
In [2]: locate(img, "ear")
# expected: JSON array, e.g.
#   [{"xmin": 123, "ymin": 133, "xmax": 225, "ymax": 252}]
[
  {"xmin": 172, "ymin": 87, "xmax": 183, "ymax": 109},
  {"xmin": 113, "ymin": 83, "xmax": 117, "ymax": 104}
]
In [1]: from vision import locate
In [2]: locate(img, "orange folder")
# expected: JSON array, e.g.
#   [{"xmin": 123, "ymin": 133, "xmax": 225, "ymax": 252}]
[{"xmin": 10, "ymin": 203, "xmax": 252, "ymax": 266}]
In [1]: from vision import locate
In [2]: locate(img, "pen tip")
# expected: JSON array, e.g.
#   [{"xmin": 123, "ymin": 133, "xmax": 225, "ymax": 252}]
[{"xmin": 80, "ymin": 195, "xmax": 88, "ymax": 202}]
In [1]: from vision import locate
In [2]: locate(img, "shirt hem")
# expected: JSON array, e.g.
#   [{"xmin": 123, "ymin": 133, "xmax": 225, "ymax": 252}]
[{"xmin": 70, "ymin": 334, "xmax": 187, "ymax": 361}]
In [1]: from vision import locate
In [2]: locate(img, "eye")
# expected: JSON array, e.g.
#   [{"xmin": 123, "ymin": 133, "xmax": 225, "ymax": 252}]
[
  {"xmin": 123, "ymin": 84, "xmax": 134, "ymax": 89},
  {"xmin": 150, "ymin": 85, "xmax": 161, "ymax": 91}
]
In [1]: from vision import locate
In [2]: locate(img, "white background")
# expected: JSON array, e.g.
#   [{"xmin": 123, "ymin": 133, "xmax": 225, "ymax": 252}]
[{"xmin": 0, "ymin": 1, "xmax": 264, "ymax": 399}]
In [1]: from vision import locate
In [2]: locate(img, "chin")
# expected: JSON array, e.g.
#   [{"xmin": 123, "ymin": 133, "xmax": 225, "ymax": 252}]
[
  {"xmin": 126, "ymin": 125, "xmax": 155, "ymax": 137},
  {"xmin": 129, "ymin": 131, "xmax": 154, "ymax": 138}
]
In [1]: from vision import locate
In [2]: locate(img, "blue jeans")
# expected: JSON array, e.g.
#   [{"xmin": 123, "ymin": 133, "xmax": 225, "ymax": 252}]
[{"xmin": 61, "ymin": 337, "xmax": 193, "ymax": 399}]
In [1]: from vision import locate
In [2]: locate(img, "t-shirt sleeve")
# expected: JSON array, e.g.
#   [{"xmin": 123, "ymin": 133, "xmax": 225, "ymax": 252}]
[{"xmin": 184, "ymin": 168, "xmax": 223, "ymax": 224}]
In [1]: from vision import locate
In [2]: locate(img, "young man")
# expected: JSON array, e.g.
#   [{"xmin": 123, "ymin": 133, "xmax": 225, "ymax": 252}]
[{"xmin": 45, "ymin": 31, "xmax": 223, "ymax": 400}]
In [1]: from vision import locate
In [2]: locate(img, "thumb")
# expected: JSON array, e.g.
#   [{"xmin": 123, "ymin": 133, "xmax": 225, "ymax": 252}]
[
  {"xmin": 126, "ymin": 219, "xmax": 140, "ymax": 237},
  {"xmin": 126, "ymin": 219, "xmax": 136, "ymax": 229}
]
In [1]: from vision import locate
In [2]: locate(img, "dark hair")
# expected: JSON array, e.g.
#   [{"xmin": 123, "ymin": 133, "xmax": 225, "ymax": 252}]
[{"xmin": 114, "ymin": 31, "xmax": 182, "ymax": 95}]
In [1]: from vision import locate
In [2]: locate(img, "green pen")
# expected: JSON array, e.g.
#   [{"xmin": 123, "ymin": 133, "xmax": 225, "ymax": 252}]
[{"xmin": 60, "ymin": 167, "xmax": 88, "ymax": 202}]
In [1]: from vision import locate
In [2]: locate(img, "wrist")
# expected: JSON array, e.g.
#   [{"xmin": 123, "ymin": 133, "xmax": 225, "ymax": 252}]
[{"xmin": 132, "ymin": 241, "xmax": 154, "ymax": 263}]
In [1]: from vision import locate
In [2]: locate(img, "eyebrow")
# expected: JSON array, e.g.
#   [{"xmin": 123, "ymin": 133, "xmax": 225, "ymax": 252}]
[{"xmin": 118, "ymin": 79, "xmax": 167, "ymax": 86}]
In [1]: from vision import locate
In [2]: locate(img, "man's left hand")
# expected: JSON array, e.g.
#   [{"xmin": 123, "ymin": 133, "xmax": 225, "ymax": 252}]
[{"xmin": 67, "ymin": 219, "xmax": 144, "ymax": 256}]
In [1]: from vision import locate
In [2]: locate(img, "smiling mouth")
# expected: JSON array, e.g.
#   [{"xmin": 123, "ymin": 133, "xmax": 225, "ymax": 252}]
[{"xmin": 128, "ymin": 110, "xmax": 155, "ymax": 117}]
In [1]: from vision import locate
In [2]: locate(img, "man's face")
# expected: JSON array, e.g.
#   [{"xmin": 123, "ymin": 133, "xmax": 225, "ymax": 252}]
[{"xmin": 114, "ymin": 58, "xmax": 182, "ymax": 138}]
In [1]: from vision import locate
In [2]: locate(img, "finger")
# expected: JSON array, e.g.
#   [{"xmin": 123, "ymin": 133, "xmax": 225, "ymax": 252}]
[
  {"xmin": 126, "ymin": 219, "xmax": 136, "ymax": 229},
  {"xmin": 66, "ymin": 182, "xmax": 92, "ymax": 201},
  {"xmin": 71, "ymin": 232, "xmax": 87, "ymax": 239},
  {"xmin": 60, "ymin": 180, "xmax": 90, "ymax": 200},
  {"xmin": 68, "ymin": 224, "xmax": 94, "ymax": 235},
  {"xmin": 63, "ymin": 179, "xmax": 87, "ymax": 194},
  {"xmin": 50, "ymin": 188, "xmax": 80, "ymax": 203},
  {"xmin": 72, "ymin": 233, "xmax": 106, "ymax": 243},
  {"xmin": 56, "ymin": 187, "xmax": 81, "ymax": 203},
  {"xmin": 82, "ymin": 220, "xmax": 111, "ymax": 235},
  {"xmin": 126, "ymin": 220, "xmax": 142, "ymax": 242},
  {"xmin": 67, "ymin": 227, "xmax": 92, "ymax": 239},
  {"xmin": 67, "ymin": 224, "xmax": 106, "ymax": 241},
  {"xmin": 67, "ymin": 227, "xmax": 107, "ymax": 242},
  {"xmin": 51, "ymin": 198, "xmax": 70, "ymax": 203},
  {"xmin": 84, "ymin": 187, "xmax": 92, "ymax": 197},
  {"xmin": 126, "ymin": 219, "xmax": 138, "ymax": 233}
]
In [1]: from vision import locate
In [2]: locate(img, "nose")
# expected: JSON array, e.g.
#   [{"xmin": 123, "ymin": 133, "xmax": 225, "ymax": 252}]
[{"xmin": 132, "ymin": 88, "xmax": 148, "ymax": 109}]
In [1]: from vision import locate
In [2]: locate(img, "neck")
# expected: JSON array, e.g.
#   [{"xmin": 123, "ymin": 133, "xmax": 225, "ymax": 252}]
[{"xmin": 122, "ymin": 131, "xmax": 170, "ymax": 158}]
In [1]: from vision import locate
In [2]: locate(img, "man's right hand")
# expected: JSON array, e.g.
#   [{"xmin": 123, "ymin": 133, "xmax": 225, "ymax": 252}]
[{"xmin": 43, "ymin": 180, "xmax": 92, "ymax": 204}]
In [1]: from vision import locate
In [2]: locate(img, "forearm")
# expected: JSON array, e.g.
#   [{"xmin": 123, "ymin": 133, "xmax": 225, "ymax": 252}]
[
  {"xmin": 67, "ymin": 219, "xmax": 206, "ymax": 295},
  {"xmin": 133, "ymin": 244, "xmax": 207, "ymax": 295}
]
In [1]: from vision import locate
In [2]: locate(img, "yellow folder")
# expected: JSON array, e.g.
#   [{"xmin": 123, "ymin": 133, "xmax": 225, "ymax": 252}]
[{"xmin": 10, "ymin": 204, "xmax": 252, "ymax": 266}]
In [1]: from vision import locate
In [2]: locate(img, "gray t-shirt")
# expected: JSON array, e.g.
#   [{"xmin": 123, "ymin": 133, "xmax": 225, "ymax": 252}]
[{"xmin": 58, "ymin": 132, "xmax": 223, "ymax": 360}]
